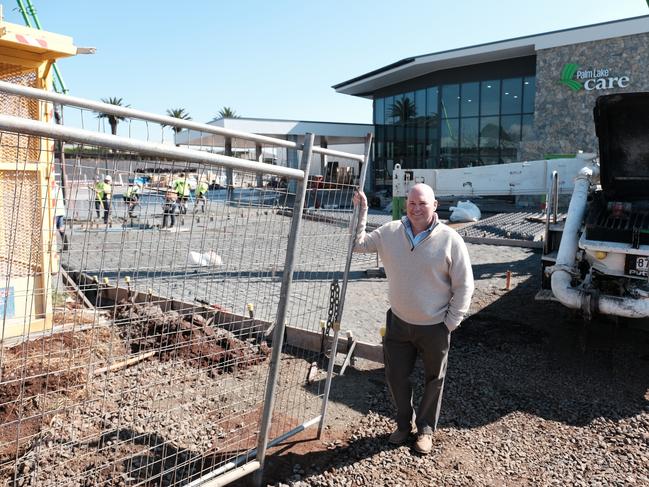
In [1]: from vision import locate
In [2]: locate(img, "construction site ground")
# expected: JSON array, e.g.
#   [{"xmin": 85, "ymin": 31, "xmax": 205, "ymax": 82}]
[
  {"xmin": 256, "ymin": 242, "xmax": 649, "ymax": 486},
  {"xmin": 2, "ymin": 207, "xmax": 648, "ymax": 486}
]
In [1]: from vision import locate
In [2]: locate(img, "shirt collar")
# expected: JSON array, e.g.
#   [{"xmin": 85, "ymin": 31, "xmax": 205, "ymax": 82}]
[{"xmin": 401, "ymin": 213, "xmax": 439, "ymax": 248}]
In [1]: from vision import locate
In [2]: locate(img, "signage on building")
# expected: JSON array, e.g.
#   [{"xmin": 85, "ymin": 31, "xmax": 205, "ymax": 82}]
[{"xmin": 559, "ymin": 63, "xmax": 629, "ymax": 92}]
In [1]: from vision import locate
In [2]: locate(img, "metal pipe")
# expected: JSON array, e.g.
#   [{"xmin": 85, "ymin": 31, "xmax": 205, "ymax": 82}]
[
  {"xmin": 0, "ymin": 81, "xmax": 365, "ymax": 161},
  {"xmin": 543, "ymin": 173, "xmax": 554, "ymax": 255},
  {"xmin": 254, "ymin": 133, "xmax": 315, "ymax": 484},
  {"xmin": 191, "ymin": 461, "xmax": 261, "ymax": 487},
  {"xmin": 15, "ymin": 0, "xmax": 32, "ymax": 27},
  {"xmin": 186, "ymin": 415, "xmax": 321, "ymax": 487},
  {"xmin": 552, "ymin": 170, "xmax": 560, "ymax": 224},
  {"xmin": 0, "ymin": 114, "xmax": 304, "ymax": 179},
  {"xmin": 550, "ymin": 167, "xmax": 593, "ymax": 309},
  {"xmin": 317, "ymin": 133, "xmax": 373, "ymax": 438},
  {"xmin": 317, "ymin": 146, "xmax": 364, "ymax": 161}
]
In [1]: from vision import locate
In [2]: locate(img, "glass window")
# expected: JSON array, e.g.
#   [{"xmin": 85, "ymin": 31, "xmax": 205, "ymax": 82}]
[
  {"xmin": 500, "ymin": 114, "xmax": 521, "ymax": 164},
  {"xmin": 523, "ymin": 76, "xmax": 535, "ymax": 113},
  {"xmin": 501, "ymin": 78, "xmax": 522, "ymax": 115},
  {"xmin": 441, "ymin": 84, "xmax": 459, "ymax": 119},
  {"xmin": 481, "ymin": 80, "xmax": 500, "ymax": 116},
  {"xmin": 426, "ymin": 86, "xmax": 439, "ymax": 120},
  {"xmin": 416, "ymin": 142, "xmax": 426, "ymax": 169},
  {"xmin": 404, "ymin": 92, "xmax": 415, "ymax": 125},
  {"xmin": 461, "ymin": 82, "xmax": 479, "ymax": 117},
  {"xmin": 415, "ymin": 89, "xmax": 426, "ymax": 125},
  {"xmin": 374, "ymin": 98, "xmax": 384, "ymax": 125},
  {"xmin": 426, "ymin": 126, "xmax": 439, "ymax": 168},
  {"xmin": 501, "ymin": 114, "xmax": 522, "ymax": 142},
  {"xmin": 388, "ymin": 92, "xmax": 415, "ymax": 125},
  {"xmin": 385, "ymin": 96, "xmax": 395, "ymax": 124},
  {"xmin": 479, "ymin": 116, "xmax": 500, "ymax": 165},
  {"xmin": 522, "ymin": 114, "xmax": 533, "ymax": 140},
  {"xmin": 440, "ymin": 118, "xmax": 459, "ymax": 168},
  {"xmin": 460, "ymin": 117, "xmax": 479, "ymax": 167},
  {"xmin": 417, "ymin": 125, "xmax": 427, "ymax": 167}
]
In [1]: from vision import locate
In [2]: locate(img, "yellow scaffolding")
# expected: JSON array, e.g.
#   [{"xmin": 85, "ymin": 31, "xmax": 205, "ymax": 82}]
[{"xmin": 0, "ymin": 18, "xmax": 76, "ymax": 339}]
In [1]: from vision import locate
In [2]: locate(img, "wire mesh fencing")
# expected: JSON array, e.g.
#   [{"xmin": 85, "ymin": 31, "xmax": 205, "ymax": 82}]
[{"xmin": 0, "ymin": 82, "xmax": 372, "ymax": 486}]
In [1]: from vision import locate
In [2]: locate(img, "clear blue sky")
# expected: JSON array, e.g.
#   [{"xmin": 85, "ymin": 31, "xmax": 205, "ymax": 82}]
[{"xmin": 4, "ymin": 0, "xmax": 648, "ymax": 124}]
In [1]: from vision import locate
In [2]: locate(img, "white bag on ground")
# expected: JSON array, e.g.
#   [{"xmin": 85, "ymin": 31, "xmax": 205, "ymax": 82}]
[
  {"xmin": 449, "ymin": 200, "xmax": 481, "ymax": 223},
  {"xmin": 189, "ymin": 251, "xmax": 223, "ymax": 266}
]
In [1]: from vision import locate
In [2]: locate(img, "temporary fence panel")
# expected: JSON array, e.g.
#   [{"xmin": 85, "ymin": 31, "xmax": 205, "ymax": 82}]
[{"xmin": 0, "ymin": 83, "xmax": 371, "ymax": 487}]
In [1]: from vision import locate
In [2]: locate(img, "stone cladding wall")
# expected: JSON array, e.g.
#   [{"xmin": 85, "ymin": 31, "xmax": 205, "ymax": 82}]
[{"xmin": 520, "ymin": 32, "xmax": 649, "ymax": 160}]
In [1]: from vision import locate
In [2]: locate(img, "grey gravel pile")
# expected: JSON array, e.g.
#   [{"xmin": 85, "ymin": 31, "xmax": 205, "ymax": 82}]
[{"xmin": 264, "ymin": 278, "xmax": 649, "ymax": 486}]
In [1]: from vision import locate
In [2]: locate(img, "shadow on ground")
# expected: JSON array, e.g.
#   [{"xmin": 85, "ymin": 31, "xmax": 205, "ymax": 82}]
[{"xmin": 310, "ymin": 263, "xmax": 649, "ymax": 429}]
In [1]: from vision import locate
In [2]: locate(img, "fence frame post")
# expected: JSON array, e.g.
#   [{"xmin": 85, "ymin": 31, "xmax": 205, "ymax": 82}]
[
  {"xmin": 254, "ymin": 133, "xmax": 315, "ymax": 484},
  {"xmin": 317, "ymin": 133, "xmax": 373, "ymax": 438}
]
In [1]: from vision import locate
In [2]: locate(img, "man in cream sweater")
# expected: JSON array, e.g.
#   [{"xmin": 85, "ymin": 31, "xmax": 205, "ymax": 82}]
[{"xmin": 352, "ymin": 183, "xmax": 474, "ymax": 454}]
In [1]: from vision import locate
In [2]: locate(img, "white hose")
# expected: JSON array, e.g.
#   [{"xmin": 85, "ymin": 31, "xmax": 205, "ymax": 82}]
[{"xmin": 550, "ymin": 165, "xmax": 649, "ymax": 318}]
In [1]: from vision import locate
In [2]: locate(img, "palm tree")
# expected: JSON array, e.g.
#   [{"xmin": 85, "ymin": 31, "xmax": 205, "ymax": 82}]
[
  {"xmin": 164, "ymin": 108, "xmax": 192, "ymax": 134},
  {"xmin": 97, "ymin": 97, "xmax": 129, "ymax": 135},
  {"xmin": 389, "ymin": 96, "xmax": 416, "ymax": 124},
  {"xmin": 217, "ymin": 106, "xmax": 239, "ymax": 119}
]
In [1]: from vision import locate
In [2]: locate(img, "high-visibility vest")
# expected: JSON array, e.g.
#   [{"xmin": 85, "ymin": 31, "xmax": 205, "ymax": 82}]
[
  {"xmin": 196, "ymin": 182, "xmax": 209, "ymax": 196},
  {"xmin": 95, "ymin": 182, "xmax": 112, "ymax": 199},
  {"xmin": 173, "ymin": 178, "xmax": 190, "ymax": 196},
  {"xmin": 125, "ymin": 185, "xmax": 140, "ymax": 198}
]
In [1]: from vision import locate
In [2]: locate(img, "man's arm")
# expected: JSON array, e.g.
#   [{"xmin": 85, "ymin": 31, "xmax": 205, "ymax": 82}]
[
  {"xmin": 444, "ymin": 237, "xmax": 475, "ymax": 331},
  {"xmin": 352, "ymin": 190, "xmax": 379, "ymax": 254}
]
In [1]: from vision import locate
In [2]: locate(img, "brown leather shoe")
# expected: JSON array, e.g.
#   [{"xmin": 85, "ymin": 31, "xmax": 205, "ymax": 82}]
[
  {"xmin": 388, "ymin": 428, "xmax": 411, "ymax": 445},
  {"xmin": 414, "ymin": 433, "xmax": 433, "ymax": 454}
]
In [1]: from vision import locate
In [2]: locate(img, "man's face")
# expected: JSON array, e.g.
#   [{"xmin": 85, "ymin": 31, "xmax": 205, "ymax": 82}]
[{"xmin": 406, "ymin": 185, "xmax": 437, "ymax": 228}]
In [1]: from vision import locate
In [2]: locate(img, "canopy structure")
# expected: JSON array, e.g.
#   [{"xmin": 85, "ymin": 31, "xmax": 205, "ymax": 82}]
[{"xmin": 175, "ymin": 117, "xmax": 373, "ymax": 149}]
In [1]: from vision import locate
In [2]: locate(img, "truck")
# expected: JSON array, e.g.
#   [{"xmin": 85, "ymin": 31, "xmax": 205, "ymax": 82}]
[{"xmin": 392, "ymin": 92, "xmax": 649, "ymax": 321}]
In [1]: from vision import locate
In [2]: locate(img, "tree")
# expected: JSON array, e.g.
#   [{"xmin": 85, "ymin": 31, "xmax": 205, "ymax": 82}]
[
  {"xmin": 164, "ymin": 108, "xmax": 192, "ymax": 134},
  {"xmin": 97, "ymin": 97, "xmax": 129, "ymax": 135},
  {"xmin": 389, "ymin": 96, "xmax": 416, "ymax": 124},
  {"xmin": 217, "ymin": 106, "xmax": 239, "ymax": 119}
]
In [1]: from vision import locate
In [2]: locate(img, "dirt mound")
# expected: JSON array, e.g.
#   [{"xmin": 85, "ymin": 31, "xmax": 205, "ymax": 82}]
[
  {"xmin": 0, "ymin": 327, "xmax": 121, "ymax": 461},
  {"xmin": 113, "ymin": 302, "xmax": 270, "ymax": 376}
]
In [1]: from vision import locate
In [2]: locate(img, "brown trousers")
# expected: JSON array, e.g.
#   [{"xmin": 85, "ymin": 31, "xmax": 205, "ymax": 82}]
[{"xmin": 383, "ymin": 308, "xmax": 450, "ymax": 434}]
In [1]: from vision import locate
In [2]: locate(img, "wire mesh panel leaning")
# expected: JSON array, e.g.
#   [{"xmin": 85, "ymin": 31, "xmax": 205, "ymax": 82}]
[{"xmin": 0, "ymin": 83, "xmax": 371, "ymax": 487}]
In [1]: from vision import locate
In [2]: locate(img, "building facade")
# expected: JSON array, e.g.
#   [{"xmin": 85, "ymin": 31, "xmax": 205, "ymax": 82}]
[{"xmin": 334, "ymin": 16, "xmax": 649, "ymax": 190}]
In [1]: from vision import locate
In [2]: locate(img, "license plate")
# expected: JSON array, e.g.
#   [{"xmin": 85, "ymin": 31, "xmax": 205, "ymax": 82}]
[{"xmin": 625, "ymin": 254, "xmax": 649, "ymax": 277}]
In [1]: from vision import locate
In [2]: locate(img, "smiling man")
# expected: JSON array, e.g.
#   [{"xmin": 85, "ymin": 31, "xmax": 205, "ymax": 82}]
[{"xmin": 352, "ymin": 183, "xmax": 474, "ymax": 454}]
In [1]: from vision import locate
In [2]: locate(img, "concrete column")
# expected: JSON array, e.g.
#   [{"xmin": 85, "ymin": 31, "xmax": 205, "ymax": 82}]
[
  {"xmin": 255, "ymin": 143, "xmax": 264, "ymax": 187},
  {"xmin": 320, "ymin": 137, "xmax": 328, "ymax": 177},
  {"xmin": 225, "ymin": 136, "xmax": 234, "ymax": 199},
  {"xmin": 286, "ymin": 135, "xmax": 299, "ymax": 193}
]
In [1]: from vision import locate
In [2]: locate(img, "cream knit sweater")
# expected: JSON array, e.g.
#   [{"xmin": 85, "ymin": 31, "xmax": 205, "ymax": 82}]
[{"xmin": 353, "ymin": 209, "xmax": 474, "ymax": 331}]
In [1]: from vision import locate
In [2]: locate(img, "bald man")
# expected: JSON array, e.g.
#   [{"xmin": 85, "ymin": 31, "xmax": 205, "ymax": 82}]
[{"xmin": 352, "ymin": 183, "xmax": 474, "ymax": 454}]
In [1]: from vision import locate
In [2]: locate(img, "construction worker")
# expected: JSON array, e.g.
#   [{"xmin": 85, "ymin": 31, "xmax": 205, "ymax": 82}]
[
  {"xmin": 94, "ymin": 175, "xmax": 112, "ymax": 224},
  {"xmin": 172, "ymin": 173, "xmax": 191, "ymax": 214},
  {"xmin": 123, "ymin": 181, "xmax": 143, "ymax": 218},
  {"xmin": 195, "ymin": 179, "xmax": 209, "ymax": 213},
  {"xmin": 161, "ymin": 184, "xmax": 178, "ymax": 229}
]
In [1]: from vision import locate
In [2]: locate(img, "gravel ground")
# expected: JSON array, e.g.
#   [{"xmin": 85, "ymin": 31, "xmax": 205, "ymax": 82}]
[{"xmin": 256, "ymin": 244, "xmax": 649, "ymax": 487}]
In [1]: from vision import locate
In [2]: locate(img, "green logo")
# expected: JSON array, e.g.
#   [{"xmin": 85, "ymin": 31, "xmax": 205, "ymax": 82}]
[{"xmin": 559, "ymin": 63, "xmax": 582, "ymax": 91}]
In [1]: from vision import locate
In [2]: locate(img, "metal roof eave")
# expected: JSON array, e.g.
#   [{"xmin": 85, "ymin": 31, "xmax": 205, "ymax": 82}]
[
  {"xmin": 335, "ymin": 15, "xmax": 649, "ymax": 98},
  {"xmin": 335, "ymin": 45, "xmax": 536, "ymax": 98}
]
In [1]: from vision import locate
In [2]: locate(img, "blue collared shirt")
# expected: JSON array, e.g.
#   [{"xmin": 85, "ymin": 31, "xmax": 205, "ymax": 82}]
[{"xmin": 401, "ymin": 216, "xmax": 438, "ymax": 249}]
